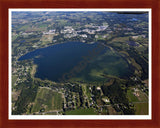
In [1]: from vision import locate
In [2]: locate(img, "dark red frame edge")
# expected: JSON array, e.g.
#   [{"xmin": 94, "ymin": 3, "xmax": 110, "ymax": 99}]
[{"xmin": 0, "ymin": 0, "xmax": 160, "ymax": 128}]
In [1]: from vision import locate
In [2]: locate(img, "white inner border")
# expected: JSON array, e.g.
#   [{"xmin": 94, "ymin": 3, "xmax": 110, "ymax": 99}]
[{"xmin": 9, "ymin": 8, "xmax": 152, "ymax": 120}]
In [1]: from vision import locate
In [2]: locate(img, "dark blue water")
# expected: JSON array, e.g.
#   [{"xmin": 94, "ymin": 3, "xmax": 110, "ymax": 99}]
[{"xmin": 19, "ymin": 42, "xmax": 107, "ymax": 82}]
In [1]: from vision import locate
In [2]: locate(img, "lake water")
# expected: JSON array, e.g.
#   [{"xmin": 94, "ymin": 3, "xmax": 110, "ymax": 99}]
[
  {"xmin": 19, "ymin": 42, "xmax": 108, "ymax": 82},
  {"xmin": 19, "ymin": 41, "xmax": 132, "ymax": 82}
]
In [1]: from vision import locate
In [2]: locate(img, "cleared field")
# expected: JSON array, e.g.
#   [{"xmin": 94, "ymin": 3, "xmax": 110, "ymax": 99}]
[
  {"xmin": 65, "ymin": 108, "xmax": 97, "ymax": 115},
  {"xmin": 134, "ymin": 103, "xmax": 148, "ymax": 115},
  {"xmin": 41, "ymin": 34, "xmax": 54, "ymax": 43},
  {"xmin": 111, "ymin": 36, "xmax": 129, "ymax": 42},
  {"xmin": 31, "ymin": 87, "xmax": 63, "ymax": 113}
]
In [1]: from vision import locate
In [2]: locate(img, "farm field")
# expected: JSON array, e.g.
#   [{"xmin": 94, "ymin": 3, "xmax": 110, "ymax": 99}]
[
  {"xmin": 127, "ymin": 87, "xmax": 148, "ymax": 115},
  {"xmin": 134, "ymin": 103, "xmax": 148, "ymax": 115},
  {"xmin": 65, "ymin": 108, "xmax": 97, "ymax": 115},
  {"xmin": 31, "ymin": 87, "xmax": 63, "ymax": 113}
]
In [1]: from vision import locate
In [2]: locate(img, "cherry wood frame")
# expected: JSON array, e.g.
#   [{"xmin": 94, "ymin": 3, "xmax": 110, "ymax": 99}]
[{"xmin": 0, "ymin": 0, "xmax": 160, "ymax": 128}]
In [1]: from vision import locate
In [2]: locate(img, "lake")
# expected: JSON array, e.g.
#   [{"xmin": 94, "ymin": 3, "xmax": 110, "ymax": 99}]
[{"xmin": 19, "ymin": 42, "xmax": 131, "ymax": 82}]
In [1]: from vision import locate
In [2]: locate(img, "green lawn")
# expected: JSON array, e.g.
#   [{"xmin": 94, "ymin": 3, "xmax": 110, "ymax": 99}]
[
  {"xmin": 31, "ymin": 87, "xmax": 63, "ymax": 113},
  {"xmin": 65, "ymin": 108, "xmax": 97, "ymax": 115}
]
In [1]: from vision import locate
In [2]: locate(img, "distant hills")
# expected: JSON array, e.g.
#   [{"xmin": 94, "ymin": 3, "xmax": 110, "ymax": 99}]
[{"xmin": 116, "ymin": 12, "xmax": 148, "ymax": 14}]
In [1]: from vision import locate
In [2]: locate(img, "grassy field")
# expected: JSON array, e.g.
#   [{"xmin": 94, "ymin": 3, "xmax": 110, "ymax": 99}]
[
  {"xmin": 41, "ymin": 34, "xmax": 54, "ymax": 43},
  {"xmin": 65, "ymin": 108, "xmax": 97, "ymax": 115},
  {"xmin": 12, "ymin": 89, "xmax": 21, "ymax": 102},
  {"xmin": 111, "ymin": 36, "xmax": 129, "ymax": 42},
  {"xmin": 44, "ymin": 112, "xmax": 57, "ymax": 115},
  {"xmin": 85, "ymin": 86, "xmax": 92, "ymax": 101},
  {"xmin": 31, "ymin": 87, "xmax": 63, "ymax": 113},
  {"xmin": 12, "ymin": 75, "xmax": 17, "ymax": 86},
  {"xmin": 30, "ymin": 64, "xmax": 37, "ymax": 78},
  {"xmin": 127, "ymin": 88, "xmax": 148, "ymax": 115},
  {"xmin": 134, "ymin": 103, "xmax": 148, "ymax": 115},
  {"xmin": 127, "ymin": 88, "xmax": 148, "ymax": 102},
  {"xmin": 127, "ymin": 89, "xmax": 139, "ymax": 102},
  {"xmin": 18, "ymin": 25, "xmax": 31, "ymax": 31},
  {"xmin": 39, "ymin": 24, "xmax": 48, "ymax": 28}
]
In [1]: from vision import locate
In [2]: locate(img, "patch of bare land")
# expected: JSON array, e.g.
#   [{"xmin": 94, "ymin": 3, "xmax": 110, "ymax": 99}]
[{"xmin": 12, "ymin": 89, "xmax": 21, "ymax": 102}]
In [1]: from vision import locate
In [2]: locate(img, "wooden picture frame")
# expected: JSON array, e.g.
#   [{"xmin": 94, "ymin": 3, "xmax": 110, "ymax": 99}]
[{"xmin": 0, "ymin": 0, "xmax": 160, "ymax": 128}]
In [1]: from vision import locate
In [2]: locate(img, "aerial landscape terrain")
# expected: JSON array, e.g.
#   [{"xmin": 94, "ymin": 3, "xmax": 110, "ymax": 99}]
[{"xmin": 11, "ymin": 11, "xmax": 149, "ymax": 115}]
